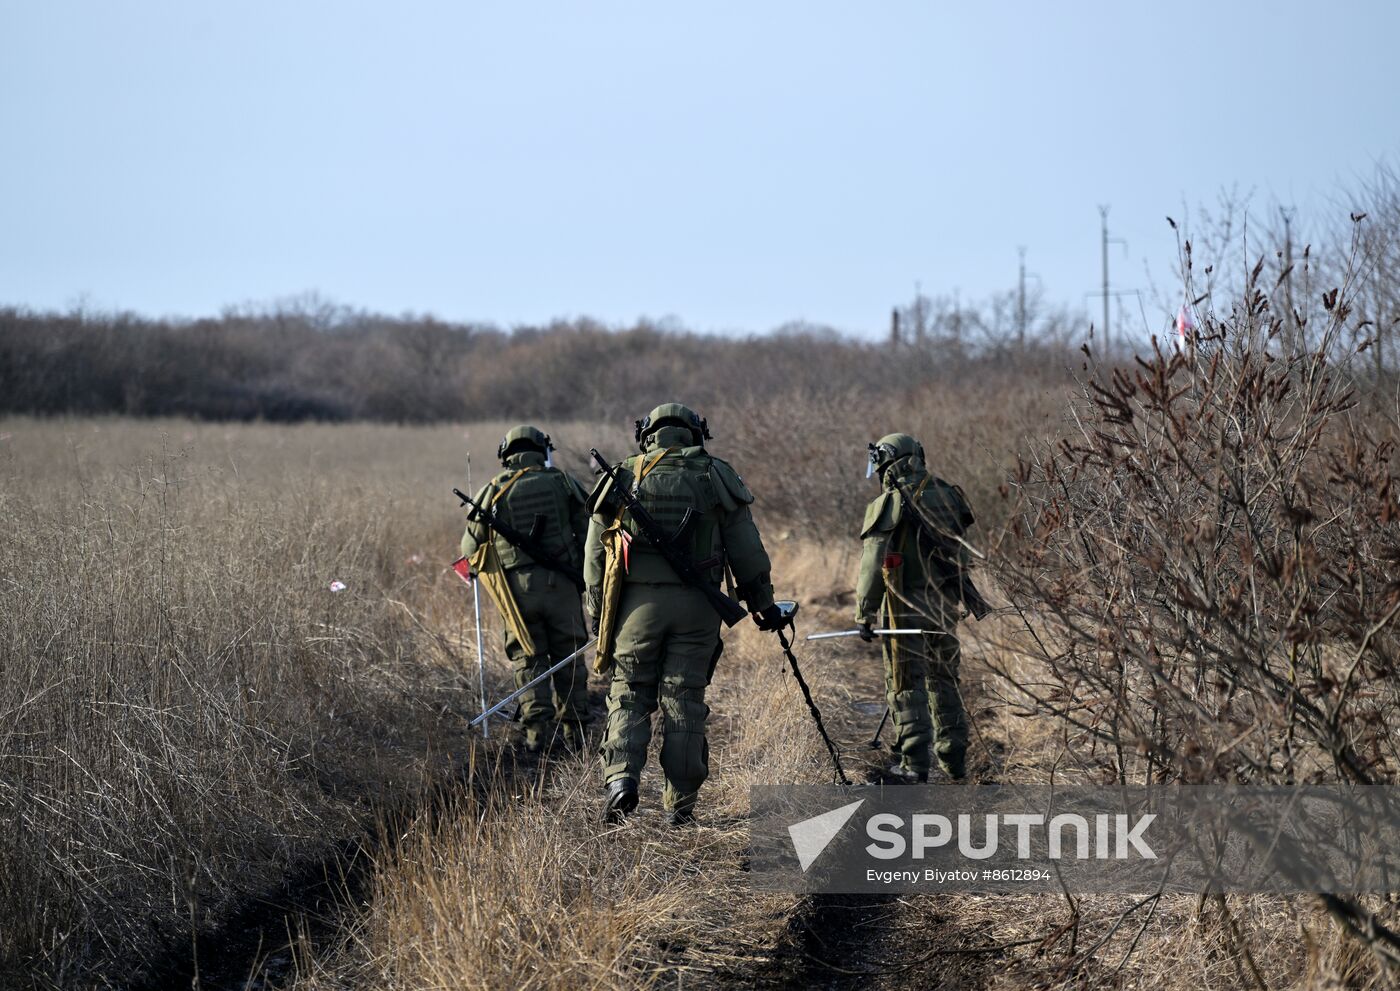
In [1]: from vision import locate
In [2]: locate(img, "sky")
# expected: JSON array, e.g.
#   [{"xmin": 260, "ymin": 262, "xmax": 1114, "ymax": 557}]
[{"xmin": 2, "ymin": 2, "xmax": 1397, "ymax": 343}]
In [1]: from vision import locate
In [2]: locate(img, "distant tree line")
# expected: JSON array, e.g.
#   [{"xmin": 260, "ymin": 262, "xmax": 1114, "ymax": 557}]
[{"xmin": 0, "ymin": 297, "xmax": 1073, "ymax": 425}]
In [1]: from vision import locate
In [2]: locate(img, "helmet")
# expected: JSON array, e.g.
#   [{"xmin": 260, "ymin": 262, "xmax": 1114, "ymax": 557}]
[
  {"xmin": 497, "ymin": 424, "xmax": 554, "ymax": 464},
  {"xmin": 634, "ymin": 403, "xmax": 712, "ymax": 450},
  {"xmin": 867, "ymin": 433, "xmax": 924, "ymax": 477}
]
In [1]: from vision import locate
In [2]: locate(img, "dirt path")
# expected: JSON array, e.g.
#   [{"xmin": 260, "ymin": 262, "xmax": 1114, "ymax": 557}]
[
  {"xmin": 748, "ymin": 625, "xmax": 1005, "ymax": 991},
  {"xmin": 133, "ymin": 612, "xmax": 1000, "ymax": 990}
]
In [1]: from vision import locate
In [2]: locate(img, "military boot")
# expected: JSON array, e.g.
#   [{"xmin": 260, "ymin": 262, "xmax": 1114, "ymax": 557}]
[
  {"xmin": 937, "ymin": 752, "xmax": 967, "ymax": 781},
  {"xmin": 667, "ymin": 795, "xmax": 697, "ymax": 828},
  {"xmin": 561, "ymin": 722, "xmax": 587, "ymax": 752},
  {"xmin": 603, "ymin": 779, "xmax": 639, "ymax": 824},
  {"xmin": 521, "ymin": 718, "xmax": 554, "ymax": 754},
  {"xmin": 882, "ymin": 762, "xmax": 928, "ymax": 785}
]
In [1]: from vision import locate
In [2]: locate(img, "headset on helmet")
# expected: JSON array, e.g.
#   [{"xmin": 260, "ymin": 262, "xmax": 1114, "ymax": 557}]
[
  {"xmin": 634, "ymin": 403, "xmax": 712, "ymax": 450},
  {"xmin": 497, "ymin": 425, "xmax": 556, "ymax": 466}
]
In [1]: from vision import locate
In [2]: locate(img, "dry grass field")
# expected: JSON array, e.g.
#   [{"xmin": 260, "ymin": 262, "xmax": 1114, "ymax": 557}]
[
  {"xmin": 6, "ymin": 325, "xmax": 1400, "ymax": 991},
  {"xmin": 0, "ymin": 388, "xmax": 1056, "ymax": 988}
]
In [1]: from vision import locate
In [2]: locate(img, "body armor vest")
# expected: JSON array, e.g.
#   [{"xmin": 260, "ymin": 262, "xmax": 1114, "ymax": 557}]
[
  {"xmin": 617, "ymin": 447, "xmax": 724, "ymax": 585},
  {"xmin": 490, "ymin": 467, "xmax": 578, "ymax": 571},
  {"xmin": 890, "ymin": 470, "xmax": 973, "ymax": 590}
]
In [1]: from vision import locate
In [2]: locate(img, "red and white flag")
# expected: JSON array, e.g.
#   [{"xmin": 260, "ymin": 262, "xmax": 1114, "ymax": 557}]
[
  {"xmin": 1174, "ymin": 305, "xmax": 1195, "ymax": 352},
  {"xmin": 452, "ymin": 557, "xmax": 473, "ymax": 586}
]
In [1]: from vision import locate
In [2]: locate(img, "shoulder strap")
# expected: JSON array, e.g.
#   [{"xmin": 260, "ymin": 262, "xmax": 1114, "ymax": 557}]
[
  {"xmin": 635, "ymin": 447, "xmax": 676, "ymax": 485},
  {"xmin": 490, "ymin": 467, "xmax": 534, "ymax": 507}
]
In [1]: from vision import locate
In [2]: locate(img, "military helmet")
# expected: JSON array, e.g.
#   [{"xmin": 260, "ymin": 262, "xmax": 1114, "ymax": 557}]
[
  {"xmin": 497, "ymin": 424, "xmax": 554, "ymax": 464},
  {"xmin": 634, "ymin": 403, "xmax": 712, "ymax": 450},
  {"xmin": 868, "ymin": 432, "xmax": 924, "ymax": 477}
]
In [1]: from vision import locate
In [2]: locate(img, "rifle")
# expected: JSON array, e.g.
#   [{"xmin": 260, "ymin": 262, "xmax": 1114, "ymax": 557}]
[
  {"xmin": 589, "ymin": 448, "xmax": 749, "ymax": 627},
  {"xmin": 890, "ymin": 477, "xmax": 991, "ymax": 620},
  {"xmin": 453, "ymin": 487, "xmax": 585, "ymax": 591}
]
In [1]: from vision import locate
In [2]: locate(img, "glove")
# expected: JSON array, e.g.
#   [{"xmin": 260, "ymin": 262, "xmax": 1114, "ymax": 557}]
[
  {"xmin": 586, "ymin": 585, "xmax": 601, "ymax": 636},
  {"xmin": 858, "ymin": 622, "xmax": 876, "ymax": 643},
  {"xmin": 753, "ymin": 603, "xmax": 786, "ymax": 632}
]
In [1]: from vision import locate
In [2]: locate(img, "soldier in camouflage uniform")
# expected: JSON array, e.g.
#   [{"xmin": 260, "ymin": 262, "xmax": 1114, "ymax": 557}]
[
  {"xmin": 855, "ymin": 433, "xmax": 975, "ymax": 782},
  {"xmin": 460, "ymin": 425, "xmax": 591, "ymax": 753},
  {"xmin": 585, "ymin": 403, "xmax": 782, "ymax": 825}
]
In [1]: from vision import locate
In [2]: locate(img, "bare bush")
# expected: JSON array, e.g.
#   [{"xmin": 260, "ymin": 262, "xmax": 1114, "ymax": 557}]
[{"xmin": 989, "ymin": 216, "xmax": 1400, "ymax": 970}]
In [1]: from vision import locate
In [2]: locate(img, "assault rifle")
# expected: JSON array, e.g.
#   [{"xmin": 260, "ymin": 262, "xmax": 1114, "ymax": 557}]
[
  {"xmin": 589, "ymin": 448, "xmax": 749, "ymax": 627},
  {"xmin": 890, "ymin": 477, "xmax": 992, "ymax": 620},
  {"xmin": 453, "ymin": 487, "xmax": 585, "ymax": 591}
]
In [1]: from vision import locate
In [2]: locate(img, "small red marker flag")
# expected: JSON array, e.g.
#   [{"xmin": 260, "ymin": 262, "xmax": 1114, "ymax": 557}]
[
  {"xmin": 1175, "ymin": 305, "xmax": 1195, "ymax": 352},
  {"xmin": 452, "ymin": 557, "xmax": 473, "ymax": 586}
]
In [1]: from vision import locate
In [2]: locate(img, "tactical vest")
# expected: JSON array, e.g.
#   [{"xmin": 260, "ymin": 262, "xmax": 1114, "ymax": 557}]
[
  {"xmin": 487, "ymin": 467, "xmax": 579, "ymax": 571},
  {"xmin": 615, "ymin": 446, "xmax": 726, "ymax": 585},
  {"xmin": 884, "ymin": 471, "xmax": 974, "ymax": 590}
]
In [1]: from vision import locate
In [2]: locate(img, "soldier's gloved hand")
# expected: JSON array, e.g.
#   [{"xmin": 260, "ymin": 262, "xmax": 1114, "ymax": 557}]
[
  {"xmin": 753, "ymin": 604, "xmax": 786, "ymax": 632},
  {"xmin": 590, "ymin": 612, "xmax": 600, "ymax": 636},
  {"xmin": 858, "ymin": 622, "xmax": 876, "ymax": 643}
]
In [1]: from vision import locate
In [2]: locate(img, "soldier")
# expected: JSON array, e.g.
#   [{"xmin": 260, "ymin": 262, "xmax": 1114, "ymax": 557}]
[
  {"xmin": 855, "ymin": 433, "xmax": 977, "ymax": 782},
  {"xmin": 585, "ymin": 403, "xmax": 783, "ymax": 826},
  {"xmin": 460, "ymin": 425, "xmax": 591, "ymax": 753}
]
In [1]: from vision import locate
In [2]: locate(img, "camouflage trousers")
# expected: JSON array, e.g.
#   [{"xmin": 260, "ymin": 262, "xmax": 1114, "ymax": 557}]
[
  {"xmin": 600, "ymin": 583, "xmax": 722, "ymax": 813},
  {"xmin": 503, "ymin": 566, "xmax": 590, "ymax": 747},
  {"xmin": 881, "ymin": 587, "xmax": 968, "ymax": 777}
]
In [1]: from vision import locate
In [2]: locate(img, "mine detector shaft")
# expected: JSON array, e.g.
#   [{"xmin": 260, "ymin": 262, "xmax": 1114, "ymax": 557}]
[
  {"xmin": 468, "ymin": 637, "xmax": 597, "ymax": 727},
  {"xmin": 466, "ymin": 456, "xmax": 488, "ymax": 737}
]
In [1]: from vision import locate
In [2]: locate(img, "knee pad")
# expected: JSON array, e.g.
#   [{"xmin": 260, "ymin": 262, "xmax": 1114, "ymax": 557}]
[
  {"xmin": 660, "ymin": 687, "xmax": 709, "ymax": 733},
  {"xmin": 892, "ymin": 689, "xmax": 929, "ymax": 724}
]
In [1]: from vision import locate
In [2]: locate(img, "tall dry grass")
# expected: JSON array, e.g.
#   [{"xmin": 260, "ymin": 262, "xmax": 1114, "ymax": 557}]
[
  {"xmin": 3, "ymin": 409, "xmax": 977, "ymax": 988},
  {"xmin": 0, "ymin": 417, "xmax": 623, "ymax": 987},
  {"xmin": 18, "ymin": 363, "xmax": 1388, "ymax": 990},
  {"xmin": 287, "ymin": 540, "xmax": 871, "ymax": 991}
]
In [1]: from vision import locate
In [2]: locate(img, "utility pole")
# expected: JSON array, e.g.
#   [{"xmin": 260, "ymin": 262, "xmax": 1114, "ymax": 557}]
[
  {"xmin": 1091, "ymin": 205, "xmax": 1130, "ymax": 355},
  {"xmin": 890, "ymin": 307, "xmax": 901, "ymax": 348},
  {"xmin": 914, "ymin": 280, "xmax": 927, "ymax": 346},
  {"xmin": 1280, "ymin": 206, "xmax": 1296, "ymax": 354},
  {"xmin": 1016, "ymin": 247, "xmax": 1043, "ymax": 349},
  {"xmin": 1018, "ymin": 247, "xmax": 1027, "ymax": 347},
  {"xmin": 1100, "ymin": 206, "xmax": 1111, "ymax": 352}
]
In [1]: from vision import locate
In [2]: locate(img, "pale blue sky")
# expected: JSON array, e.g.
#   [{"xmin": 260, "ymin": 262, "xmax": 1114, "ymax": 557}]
[{"xmin": 2, "ymin": 2, "xmax": 1396, "ymax": 341}]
